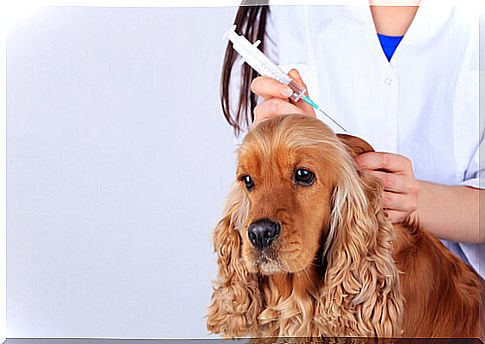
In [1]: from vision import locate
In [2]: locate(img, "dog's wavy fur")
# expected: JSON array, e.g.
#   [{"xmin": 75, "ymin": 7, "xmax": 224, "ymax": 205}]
[{"xmin": 207, "ymin": 115, "xmax": 483, "ymax": 338}]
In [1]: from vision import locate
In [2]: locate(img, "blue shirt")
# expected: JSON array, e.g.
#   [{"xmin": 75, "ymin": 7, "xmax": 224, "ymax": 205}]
[{"xmin": 377, "ymin": 33, "xmax": 404, "ymax": 61}]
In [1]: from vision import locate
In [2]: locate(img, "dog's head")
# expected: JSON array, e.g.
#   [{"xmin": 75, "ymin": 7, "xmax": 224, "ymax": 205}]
[
  {"xmin": 236, "ymin": 115, "xmax": 373, "ymax": 274},
  {"xmin": 208, "ymin": 114, "xmax": 402, "ymax": 337}
]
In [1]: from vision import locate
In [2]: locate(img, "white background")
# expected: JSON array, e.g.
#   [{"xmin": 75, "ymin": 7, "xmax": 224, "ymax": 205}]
[{"xmin": 6, "ymin": 6, "xmax": 237, "ymax": 338}]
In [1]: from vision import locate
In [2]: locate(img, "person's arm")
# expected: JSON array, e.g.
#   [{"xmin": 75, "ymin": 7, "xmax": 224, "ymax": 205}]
[
  {"xmin": 417, "ymin": 181, "xmax": 482, "ymax": 243},
  {"xmin": 354, "ymin": 152, "xmax": 484, "ymax": 244}
]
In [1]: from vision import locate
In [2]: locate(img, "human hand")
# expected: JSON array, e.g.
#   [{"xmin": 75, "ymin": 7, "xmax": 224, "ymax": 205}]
[
  {"xmin": 250, "ymin": 69, "xmax": 316, "ymax": 128},
  {"xmin": 354, "ymin": 152, "xmax": 420, "ymax": 224}
]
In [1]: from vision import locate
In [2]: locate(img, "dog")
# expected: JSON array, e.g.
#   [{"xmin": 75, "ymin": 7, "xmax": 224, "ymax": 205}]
[{"xmin": 207, "ymin": 114, "xmax": 483, "ymax": 338}]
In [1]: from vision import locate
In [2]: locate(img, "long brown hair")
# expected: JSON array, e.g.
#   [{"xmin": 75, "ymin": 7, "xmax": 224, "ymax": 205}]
[{"xmin": 221, "ymin": 2, "xmax": 269, "ymax": 135}]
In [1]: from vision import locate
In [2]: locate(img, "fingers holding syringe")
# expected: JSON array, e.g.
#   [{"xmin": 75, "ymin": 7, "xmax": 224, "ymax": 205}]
[
  {"xmin": 287, "ymin": 69, "xmax": 315, "ymax": 115},
  {"xmin": 250, "ymin": 69, "xmax": 316, "ymax": 115},
  {"xmin": 251, "ymin": 76, "xmax": 293, "ymax": 100}
]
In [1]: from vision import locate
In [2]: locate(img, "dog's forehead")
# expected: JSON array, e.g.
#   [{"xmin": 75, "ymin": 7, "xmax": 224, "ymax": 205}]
[
  {"xmin": 237, "ymin": 142, "xmax": 296, "ymax": 170},
  {"xmin": 235, "ymin": 115, "xmax": 351, "ymax": 177},
  {"xmin": 237, "ymin": 116, "xmax": 376, "ymax": 172},
  {"xmin": 237, "ymin": 137, "xmax": 337, "ymax": 175}
]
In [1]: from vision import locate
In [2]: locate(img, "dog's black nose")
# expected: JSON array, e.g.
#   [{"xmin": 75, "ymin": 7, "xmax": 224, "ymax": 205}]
[{"xmin": 248, "ymin": 219, "xmax": 280, "ymax": 249}]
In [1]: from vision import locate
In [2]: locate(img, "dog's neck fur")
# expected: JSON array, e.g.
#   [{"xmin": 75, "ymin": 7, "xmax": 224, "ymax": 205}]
[
  {"xmin": 256, "ymin": 246, "xmax": 327, "ymax": 337},
  {"xmin": 257, "ymin": 267, "xmax": 320, "ymax": 336}
]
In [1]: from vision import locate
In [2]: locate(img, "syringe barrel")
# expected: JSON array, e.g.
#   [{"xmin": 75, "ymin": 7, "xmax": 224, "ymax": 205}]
[
  {"xmin": 242, "ymin": 52, "xmax": 308, "ymax": 102},
  {"xmin": 287, "ymin": 79, "xmax": 307, "ymax": 102},
  {"xmin": 233, "ymin": 38, "xmax": 292, "ymax": 84}
]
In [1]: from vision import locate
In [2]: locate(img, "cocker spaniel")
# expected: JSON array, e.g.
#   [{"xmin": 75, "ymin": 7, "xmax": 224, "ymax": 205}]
[{"xmin": 207, "ymin": 114, "xmax": 483, "ymax": 338}]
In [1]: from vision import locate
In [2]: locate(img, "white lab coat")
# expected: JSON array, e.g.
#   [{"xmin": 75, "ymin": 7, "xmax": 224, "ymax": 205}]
[{"xmin": 230, "ymin": 1, "xmax": 484, "ymax": 277}]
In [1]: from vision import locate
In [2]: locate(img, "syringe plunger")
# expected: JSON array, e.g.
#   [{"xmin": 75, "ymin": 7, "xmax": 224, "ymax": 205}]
[{"xmin": 224, "ymin": 25, "xmax": 307, "ymax": 103}]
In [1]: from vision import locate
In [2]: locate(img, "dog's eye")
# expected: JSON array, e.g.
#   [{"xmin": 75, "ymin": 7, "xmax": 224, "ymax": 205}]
[
  {"xmin": 241, "ymin": 175, "xmax": 254, "ymax": 190},
  {"xmin": 294, "ymin": 169, "xmax": 315, "ymax": 186}
]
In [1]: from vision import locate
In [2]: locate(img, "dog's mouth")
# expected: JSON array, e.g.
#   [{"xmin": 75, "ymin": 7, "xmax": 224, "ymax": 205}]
[
  {"xmin": 253, "ymin": 249, "xmax": 283, "ymax": 275},
  {"xmin": 247, "ymin": 242, "xmax": 310, "ymax": 275},
  {"xmin": 246, "ymin": 230, "xmax": 329, "ymax": 277}
]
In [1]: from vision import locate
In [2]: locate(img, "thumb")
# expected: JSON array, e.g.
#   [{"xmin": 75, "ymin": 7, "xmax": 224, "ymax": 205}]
[{"xmin": 288, "ymin": 69, "xmax": 315, "ymax": 116}]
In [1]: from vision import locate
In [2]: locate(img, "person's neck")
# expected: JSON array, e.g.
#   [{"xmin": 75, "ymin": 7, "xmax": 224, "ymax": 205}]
[{"xmin": 370, "ymin": 2, "xmax": 420, "ymax": 36}]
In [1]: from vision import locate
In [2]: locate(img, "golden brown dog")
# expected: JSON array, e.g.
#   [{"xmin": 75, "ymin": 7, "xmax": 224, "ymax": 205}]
[{"xmin": 207, "ymin": 114, "xmax": 483, "ymax": 338}]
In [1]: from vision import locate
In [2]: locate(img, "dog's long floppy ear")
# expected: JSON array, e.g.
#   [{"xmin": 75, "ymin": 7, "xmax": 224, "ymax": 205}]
[
  {"xmin": 337, "ymin": 133, "xmax": 375, "ymax": 157},
  {"xmin": 207, "ymin": 183, "xmax": 262, "ymax": 337},
  {"xmin": 314, "ymin": 135, "xmax": 403, "ymax": 337}
]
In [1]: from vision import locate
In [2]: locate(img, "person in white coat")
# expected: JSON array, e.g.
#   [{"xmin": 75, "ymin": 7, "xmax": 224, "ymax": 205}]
[{"xmin": 220, "ymin": 0, "xmax": 484, "ymax": 278}]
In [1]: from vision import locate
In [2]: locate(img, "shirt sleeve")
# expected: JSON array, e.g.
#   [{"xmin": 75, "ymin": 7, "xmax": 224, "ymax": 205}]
[
  {"xmin": 459, "ymin": 11, "xmax": 484, "ymax": 190},
  {"xmin": 456, "ymin": 11, "xmax": 485, "ymax": 279},
  {"xmin": 460, "ymin": 140, "xmax": 484, "ymax": 189}
]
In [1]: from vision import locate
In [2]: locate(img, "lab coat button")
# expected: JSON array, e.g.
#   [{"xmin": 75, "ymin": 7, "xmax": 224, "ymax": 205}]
[{"xmin": 384, "ymin": 77, "xmax": 393, "ymax": 86}]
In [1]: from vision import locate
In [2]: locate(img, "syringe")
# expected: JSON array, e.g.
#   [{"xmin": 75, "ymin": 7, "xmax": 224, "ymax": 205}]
[{"xmin": 223, "ymin": 25, "xmax": 347, "ymax": 133}]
